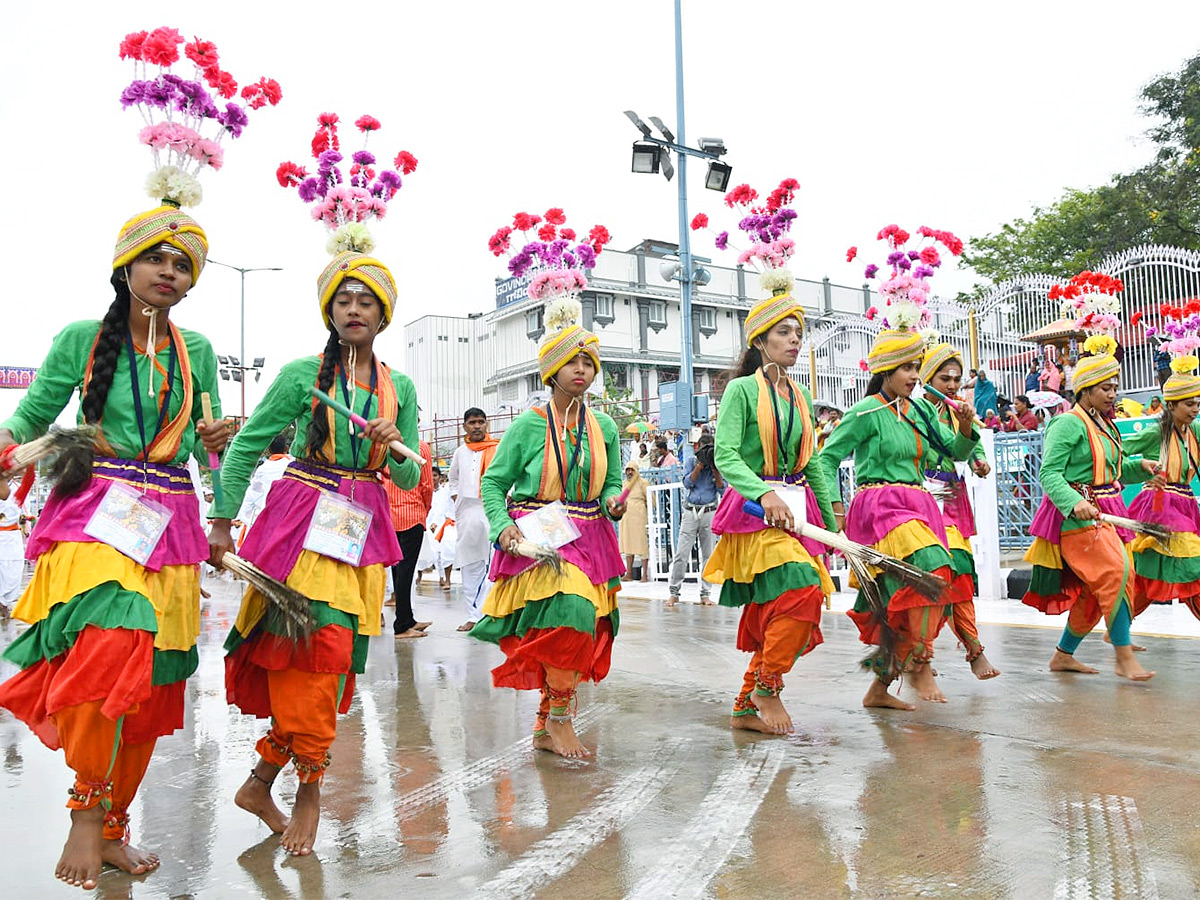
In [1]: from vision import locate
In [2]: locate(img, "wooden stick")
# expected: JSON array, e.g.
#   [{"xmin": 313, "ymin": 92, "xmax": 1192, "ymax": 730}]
[
  {"xmin": 309, "ymin": 387, "xmax": 427, "ymax": 466},
  {"xmin": 200, "ymin": 392, "xmax": 224, "ymax": 508},
  {"xmin": 921, "ymin": 384, "xmax": 986, "ymax": 427}
]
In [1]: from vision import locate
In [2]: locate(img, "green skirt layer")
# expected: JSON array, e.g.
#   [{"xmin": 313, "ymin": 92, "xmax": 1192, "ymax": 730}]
[
  {"xmin": 718, "ymin": 561, "xmax": 824, "ymax": 609},
  {"xmin": 223, "ymin": 601, "xmax": 368, "ymax": 674},
  {"xmin": 471, "ymin": 592, "xmax": 621, "ymax": 645}
]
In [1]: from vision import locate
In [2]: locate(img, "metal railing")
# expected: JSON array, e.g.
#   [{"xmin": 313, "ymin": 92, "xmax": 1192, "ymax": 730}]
[{"xmin": 992, "ymin": 429, "xmax": 1044, "ymax": 551}]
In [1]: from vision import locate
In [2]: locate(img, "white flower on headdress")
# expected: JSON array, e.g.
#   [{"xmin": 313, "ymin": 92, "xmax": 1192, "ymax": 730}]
[
  {"xmin": 326, "ymin": 222, "xmax": 376, "ymax": 256},
  {"xmin": 545, "ymin": 297, "xmax": 582, "ymax": 332},
  {"xmin": 759, "ymin": 268, "xmax": 795, "ymax": 294},
  {"xmin": 145, "ymin": 165, "xmax": 203, "ymax": 208}
]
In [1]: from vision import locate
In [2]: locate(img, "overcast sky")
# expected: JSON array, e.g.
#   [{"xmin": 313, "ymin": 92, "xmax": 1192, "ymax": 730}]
[{"xmin": 2, "ymin": 1, "xmax": 1198, "ymax": 421}]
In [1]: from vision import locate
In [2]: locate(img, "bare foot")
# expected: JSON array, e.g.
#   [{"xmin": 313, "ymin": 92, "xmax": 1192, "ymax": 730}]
[
  {"xmin": 700, "ymin": 597, "xmax": 717, "ymax": 606},
  {"xmin": 664, "ymin": 596, "xmax": 679, "ymax": 608},
  {"xmin": 413, "ymin": 621, "xmax": 432, "ymax": 631},
  {"xmin": 200, "ymin": 586, "xmax": 212, "ymax": 599},
  {"xmin": 544, "ymin": 717, "xmax": 591, "ymax": 758},
  {"xmin": 1049, "ymin": 649, "xmax": 1099, "ymax": 674},
  {"xmin": 532, "ymin": 733, "xmax": 555, "ymax": 751},
  {"xmin": 969, "ymin": 653, "xmax": 1002, "ymax": 680},
  {"xmin": 384, "ymin": 593, "xmax": 396, "ymax": 607},
  {"xmin": 281, "ymin": 782, "xmax": 320, "ymax": 856},
  {"xmin": 56, "ymin": 806, "xmax": 103, "ymax": 889},
  {"xmin": 456, "ymin": 621, "xmax": 476, "ymax": 632},
  {"xmin": 101, "ymin": 839, "xmax": 160, "ymax": 875},
  {"xmin": 1114, "ymin": 646, "xmax": 1155, "ymax": 681},
  {"xmin": 908, "ymin": 664, "xmax": 947, "ymax": 702},
  {"xmin": 750, "ymin": 693, "xmax": 794, "ymax": 734},
  {"xmin": 394, "ymin": 628, "xmax": 427, "ymax": 639},
  {"xmin": 1105, "ymin": 631, "xmax": 1146, "ymax": 651},
  {"xmin": 235, "ymin": 767, "xmax": 289, "ymax": 834},
  {"xmin": 730, "ymin": 714, "xmax": 776, "ymax": 733},
  {"xmin": 862, "ymin": 679, "xmax": 915, "ymax": 711}
]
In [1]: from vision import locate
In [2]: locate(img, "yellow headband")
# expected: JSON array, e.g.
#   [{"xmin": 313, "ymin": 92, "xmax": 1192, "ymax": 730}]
[
  {"xmin": 745, "ymin": 292, "xmax": 804, "ymax": 347},
  {"xmin": 868, "ymin": 328, "xmax": 924, "ymax": 374},
  {"xmin": 317, "ymin": 251, "xmax": 397, "ymax": 331},
  {"xmin": 538, "ymin": 324, "xmax": 600, "ymax": 384},
  {"xmin": 113, "ymin": 206, "xmax": 208, "ymax": 284},
  {"xmin": 1071, "ymin": 353, "xmax": 1120, "ymax": 391},
  {"xmin": 918, "ymin": 342, "xmax": 963, "ymax": 383}
]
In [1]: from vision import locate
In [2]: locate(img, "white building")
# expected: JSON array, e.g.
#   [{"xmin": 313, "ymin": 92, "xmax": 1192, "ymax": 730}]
[{"xmin": 402, "ymin": 239, "xmax": 877, "ymax": 426}]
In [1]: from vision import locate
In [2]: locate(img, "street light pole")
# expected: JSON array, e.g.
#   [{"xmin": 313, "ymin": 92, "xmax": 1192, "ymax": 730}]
[
  {"xmin": 207, "ymin": 259, "xmax": 282, "ymax": 420},
  {"xmin": 673, "ymin": 0, "xmax": 694, "ymax": 395}
]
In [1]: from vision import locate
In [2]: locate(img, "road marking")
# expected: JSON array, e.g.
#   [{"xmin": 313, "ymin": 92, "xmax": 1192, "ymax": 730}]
[
  {"xmin": 470, "ymin": 738, "xmax": 688, "ymax": 899},
  {"xmin": 1054, "ymin": 794, "xmax": 1158, "ymax": 900},
  {"xmin": 624, "ymin": 742, "xmax": 785, "ymax": 900}
]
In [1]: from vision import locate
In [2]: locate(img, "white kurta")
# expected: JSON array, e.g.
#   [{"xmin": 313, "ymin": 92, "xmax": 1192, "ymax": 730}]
[
  {"xmin": 429, "ymin": 486, "xmax": 457, "ymax": 567},
  {"xmin": 0, "ymin": 493, "xmax": 25, "ymax": 604},
  {"xmin": 448, "ymin": 443, "xmax": 491, "ymax": 567}
]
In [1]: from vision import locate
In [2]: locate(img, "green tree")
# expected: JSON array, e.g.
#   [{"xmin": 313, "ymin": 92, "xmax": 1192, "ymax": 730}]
[
  {"xmin": 964, "ymin": 52, "xmax": 1200, "ymax": 286},
  {"xmin": 597, "ymin": 371, "xmax": 641, "ymax": 434}
]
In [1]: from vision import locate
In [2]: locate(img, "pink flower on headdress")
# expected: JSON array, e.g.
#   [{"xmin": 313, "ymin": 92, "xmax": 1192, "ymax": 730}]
[
  {"xmin": 355, "ymin": 114, "xmax": 382, "ymax": 132},
  {"xmin": 142, "ymin": 27, "xmax": 184, "ymax": 66},
  {"xmin": 488, "ymin": 227, "xmax": 513, "ymax": 256},
  {"xmin": 119, "ymin": 30, "xmax": 149, "ymax": 61},
  {"xmin": 318, "ymin": 112, "xmax": 340, "ymax": 126}
]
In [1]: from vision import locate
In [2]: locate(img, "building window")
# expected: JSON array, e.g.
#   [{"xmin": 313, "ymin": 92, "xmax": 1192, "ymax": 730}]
[
  {"xmin": 594, "ymin": 292, "xmax": 616, "ymax": 326},
  {"xmin": 698, "ymin": 306, "xmax": 717, "ymax": 337},
  {"xmin": 458, "ymin": 336, "xmax": 469, "ymax": 343},
  {"xmin": 526, "ymin": 373, "xmax": 542, "ymax": 394},
  {"xmin": 437, "ymin": 334, "xmax": 449, "ymax": 342},
  {"xmin": 526, "ymin": 307, "xmax": 544, "ymax": 341},
  {"xmin": 611, "ymin": 366, "xmax": 628, "ymax": 389},
  {"xmin": 648, "ymin": 300, "xmax": 667, "ymax": 333}
]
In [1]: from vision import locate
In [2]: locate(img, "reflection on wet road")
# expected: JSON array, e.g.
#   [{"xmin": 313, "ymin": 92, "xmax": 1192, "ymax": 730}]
[{"xmin": 2, "ymin": 578, "xmax": 1198, "ymax": 899}]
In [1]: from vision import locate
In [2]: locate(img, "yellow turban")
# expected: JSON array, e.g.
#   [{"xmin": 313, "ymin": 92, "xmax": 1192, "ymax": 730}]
[
  {"xmin": 745, "ymin": 292, "xmax": 803, "ymax": 347},
  {"xmin": 538, "ymin": 324, "xmax": 600, "ymax": 384},
  {"xmin": 112, "ymin": 205, "xmax": 208, "ymax": 284},
  {"xmin": 317, "ymin": 251, "xmax": 397, "ymax": 330},
  {"xmin": 867, "ymin": 328, "xmax": 924, "ymax": 374},
  {"xmin": 918, "ymin": 343, "xmax": 963, "ymax": 383},
  {"xmin": 1164, "ymin": 372, "xmax": 1200, "ymax": 402},
  {"xmin": 1071, "ymin": 352, "xmax": 1120, "ymax": 392}
]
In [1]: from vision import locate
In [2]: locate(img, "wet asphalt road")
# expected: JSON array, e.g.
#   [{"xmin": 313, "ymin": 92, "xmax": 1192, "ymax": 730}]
[{"xmin": 1, "ymin": 577, "xmax": 1197, "ymax": 899}]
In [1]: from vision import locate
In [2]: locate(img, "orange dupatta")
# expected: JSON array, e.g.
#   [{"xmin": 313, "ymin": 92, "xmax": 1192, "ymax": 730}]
[
  {"xmin": 310, "ymin": 356, "xmax": 400, "ymax": 470},
  {"xmin": 1068, "ymin": 406, "xmax": 1122, "ymax": 484},
  {"xmin": 754, "ymin": 370, "xmax": 814, "ymax": 476},
  {"xmin": 534, "ymin": 404, "xmax": 607, "ymax": 501}
]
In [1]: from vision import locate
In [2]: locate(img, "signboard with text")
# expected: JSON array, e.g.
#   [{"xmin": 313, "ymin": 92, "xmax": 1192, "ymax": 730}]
[
  {"xmin": 495, "ymin": 274, "xmax": 534, "ymax": 308},
  {"xmin": 0, "ymin": 367, "xmax": 37, "ymax": 389}
]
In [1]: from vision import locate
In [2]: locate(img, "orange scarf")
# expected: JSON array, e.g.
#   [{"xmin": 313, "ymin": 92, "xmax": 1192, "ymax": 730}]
[
  {"xmin": 1069, "ymin": 406, "xmax": 1122, "ymax": 483},
  {"xmin": 466, "ymin": 433, "xmax": 501, "ymax": 490},
  {"xmin": 534, "ymin": 405, "xmax": 607, "ymax": 501},
  {"xmin": 311, "ymin": 356, "xmax": 400, "ymax": 470},
  {"xmin": 754, "ymin": 370, "xmax": 814, "ymax": 476}
]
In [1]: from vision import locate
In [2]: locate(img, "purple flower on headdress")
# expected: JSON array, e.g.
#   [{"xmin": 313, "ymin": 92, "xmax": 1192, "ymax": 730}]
[
  {"xmin": 562, "ymin": 251, "xmax": 577, "ymax": 268},
  {"xmin": 509, "ymin": 250, "xmax": 535, "ymax": 278},
  {"xmin": 377, "ymin": 170, "xmax": 401, "ymax": 191},
  {"xmin": 145, "ymin": 78, "xmax": 176, "ymax": 109},
  {"xmin": 119, "ymin": 82, "xmax": 146, "ymax": 108},
  {"xmin": 352, "ymin": 150, "xmax": 376, "ymax": 166},
  {"xmin": 897, "ymin": 256, "xmax": 912, "ymax": 271},
  {"xmin": 217, "ymin": 102, "xmax": 249, "ymax": 137},
  {"xmin": 298, "ymin": 177, "xmax": 321, "ymax": 202},
  {"xmin": 318, "ymin": 149, "xmax": 343, "ymax": 169},
  {"xmin": 908, "ymin": 250, "xmax": 921, "ymax": 261},
  {"xmin": 864, "ymin": 264, "xmax": 879, "ymax": 279},
  {"xmin": 1145, "ymin": 326, "xmax": 1158, "ymax": 338},
  {"xmin": 886, "ymin": 251, "xmax": 905, "ymax": 266},
  {"xmin": 575, "ymin": 243, "xmax": 596, "ymax": 269},
  {"xmin": 738, "ymin": 216, "xmax": 758, "ymax": 233},
  {"xmin": 773, "ymin": 209, "xmax": 797, "ymax": 229},
  {"xmin": 714, "ymin": 230, "xmax": 729, "ymax": 250},
  {"xmin": 913, "ymin": 265, "xmax": 934, "ymax": 279}
]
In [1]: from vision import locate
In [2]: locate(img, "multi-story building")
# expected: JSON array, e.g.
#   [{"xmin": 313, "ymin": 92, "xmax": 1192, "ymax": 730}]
[{"xmin": 402, "ymin": 238, "xmax": 877, "ymax": 426}]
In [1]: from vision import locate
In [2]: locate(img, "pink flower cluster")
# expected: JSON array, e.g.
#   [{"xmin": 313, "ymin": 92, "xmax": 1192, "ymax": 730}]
[
  {"xmin": 736, "ymin": 237, "xmax": 795, "ymax": 268},
  {"xmin": 529, "ymin": 269, "xmax": 588, "ymax": 302},
  {"xmin": 309, "ymin": 186, "xmax": 387, "ymax": 228},
  {"xmin": 139, "ymin": 123, "xmax": 224, "ymax": 169}
]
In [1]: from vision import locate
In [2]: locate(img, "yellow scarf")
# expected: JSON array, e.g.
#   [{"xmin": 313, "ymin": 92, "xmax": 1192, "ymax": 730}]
[{"xmin": 754, "ymin": 369, "xmax": 814, "ymax": 476}]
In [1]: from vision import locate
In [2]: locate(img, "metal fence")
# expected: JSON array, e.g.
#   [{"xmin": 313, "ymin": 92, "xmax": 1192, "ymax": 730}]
[{"xmin": 992, "ymin": 429, "xmax": 1044, "ymax": 551}]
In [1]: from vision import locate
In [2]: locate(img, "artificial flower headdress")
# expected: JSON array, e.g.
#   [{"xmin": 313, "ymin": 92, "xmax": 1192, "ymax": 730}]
[
  {"xmin": 1050, "ymin": 271, "xmax": 1124, "ymax": 392},
  {"xmin": 278, "ymin": 113, "xmax": 419, "ymax": 329},
  {"xmin": 850, "ymin": 224, "xmax": 963, "ymax": 373},
  {"xmin": 693, "ymin": 178, "xmax": 803, "ymax": 345},
  {"xmin": 1144, "ymin": 299, "xmax": 1200, "ymax": 401}
]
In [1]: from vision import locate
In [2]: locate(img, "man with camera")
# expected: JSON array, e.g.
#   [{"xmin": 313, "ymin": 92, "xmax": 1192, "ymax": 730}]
[{"xmin": 666, "ymin": 432, "xmax": 724, "ymax": 607}]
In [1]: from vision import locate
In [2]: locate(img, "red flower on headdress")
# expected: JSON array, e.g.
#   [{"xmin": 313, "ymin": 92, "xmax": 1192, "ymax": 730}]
[
  {"xmin": 588, "ymin": 225, "xmax": 611, "ymax": 248},
  {"xmin": 538, "ymin": 223, "xmax": 557, "ymax": 241},
  {"xmin": 1130, "ymin": 311, "xmax": 1144, "ymax": 326},
  {"xmin": 394, "ymin": 151, "xmax": 418, "ymax": 175},
  {"xmin": 318, "ymin": 112, "xmax": 340, "ymax": 127},
  {"xmin": 276, "ymin": 161, "xmax": 307, "ymax": 188},
  {"xmin": 846, "ymin": 246, "xmax": 857, "ymax": 263},
  {"xmin": 1049, "ymin": 285, "xmax": 1064, "ymax": 301},
  {"xmin": 919, "ymin": 246, "xmax": 941, "ymax": 266},
  {"xmin": 142, "ymin": 27, "xmax": 184, "ymax": 66},
  {"xmin": 858, "ymin": 359, "xmax": 869, "ymax": 371},
  {"xmin": 560, "ymin": 227, "xmax": 576, "ymax": 241},
  {"xmin": 488, "ymin": 226, "xmax": 513, "ymax": 257},
  {"xmin": 725, "ymin": 184, "xmax": 758, "ymax": 208},
  {"xmin": 258, "ymin": 78, "xmax": 282, "ymax": 106},
  {"xmin": 893, "ymin": 229, "xmax": 910, "ymax": 245},
  {"xmin": 184, "ymin": 38, "xmax": 219, "ymax": 68},
  {"xmin": 205, "ymin": 68, "xmax": 238, "ymax": 99},
  {"xmin": 119, "ymin": 30, "xmax": 149, "ymax": 61},
  {"xmin": 545, "ymin": 208, "xmax": 566, "ymax": 225},
  {"xmin": 1187, "ymin": 298, "xmax": 1200, "ymax": 316},
  {"xmin": 513, "ymin": 212, "xmax": 542, "ymax": 231},
  {"xmin": 355, "ymin": 115, "xmax": 382, "ymax": 132},
  {"xmin": 690, "ymin": 213, "xmax": 709, "ymax": 230},
  {"xmin": 241, "ymin": 83, "xmax": 265, "ymax": 110},
  {"xmin": 865, "ymin": 306, "xmax": 878, "ymax": 321}
]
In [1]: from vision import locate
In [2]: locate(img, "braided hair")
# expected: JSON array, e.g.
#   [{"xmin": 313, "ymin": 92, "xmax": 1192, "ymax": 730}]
[
  {"xmin": 303, "ymin": 328, "xmax": 343, "ymax": 463},
  {"xmin": 80, "ymin": 272, "xmax": 132, "ymax": 425}
]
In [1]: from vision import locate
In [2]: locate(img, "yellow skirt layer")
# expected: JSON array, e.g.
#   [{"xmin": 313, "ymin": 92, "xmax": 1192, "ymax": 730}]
[
  {"xmin": 1024, "ymin": 538, "xmax": 1063, "ymax": 569},
  {"xmin": 945, "ymin": 524, "xmax": 973, "ymax": 555},
  {"xmin": 14, "ymin": 541, "xmax": 199, "ymax": 652},
  {"xmin": 232, "ymin": 550, "xmax": 385, "ymax": 638},
  {"xmin": 848, "ymin": 520, "xmax": 949, "ymax": 589},
  {"xmin": 704, "ymin": 529, "xmax": 834, "ymax": 596},
  {"xmin": 483, "ymin": 560, "xmax": 618, "ymax": 620},
  {"xmin": 1132, "ymin": 530, "xmax": 1200, "ymax": 559}
]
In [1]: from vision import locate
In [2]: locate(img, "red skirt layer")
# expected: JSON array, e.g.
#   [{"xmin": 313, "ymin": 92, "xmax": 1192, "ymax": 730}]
[
  {"xmin": 225, "ymin": 625, "xmax": 357, "ymax": 720},
  {"xmin": 736, "ymin": 586, "xmax": 825, "ymax": 657},
  {"xmin": 847, "ymin": 565, "xmax": 959, "ymax": 645},
  {"xmin": 492, "ymin": 619, "xmax": 615, "ymax": 691}
]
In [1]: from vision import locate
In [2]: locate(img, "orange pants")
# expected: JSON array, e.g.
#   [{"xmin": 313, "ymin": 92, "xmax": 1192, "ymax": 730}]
[
  {"xmin": 948, "ymin": 599, "xmax": 984, "ymax": 661},
  {"xmin": 256, "ymin": 668, "xmax": 341, "ymax": 783},
  {"xmin": 1059, "ymin": 526, "xmax": 1134, "ymax": 647},
  {"xmin": 733, "ymin": 616, "xmax": 814, "ymax": 714},
  {"xmin": 52, "ymin": 699, "xmax": 157, "ymax": 842},
  {"xmin": 897, "ymin": 605, "xmax": 947, "ymax": 669}
]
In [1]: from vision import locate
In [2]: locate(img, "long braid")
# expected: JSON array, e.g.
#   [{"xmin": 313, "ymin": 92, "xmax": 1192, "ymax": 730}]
[
  {"xmin": 81, "ymin": 273, "xmax": 132, "ymax": 425},
  {"xmin": 304, "ymin": 329, "xmax": 343, "ymax": 463}
]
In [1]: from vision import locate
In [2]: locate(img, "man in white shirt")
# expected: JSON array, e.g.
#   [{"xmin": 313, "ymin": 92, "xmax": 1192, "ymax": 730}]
[{"xmin": 448, "ymin": 408, "xmax": 500, "ymax": 631}]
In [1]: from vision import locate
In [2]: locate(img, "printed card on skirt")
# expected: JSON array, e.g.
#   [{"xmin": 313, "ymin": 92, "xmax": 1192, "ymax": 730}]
[
  {"xmin": 517, "ymin": 500, "xmax": 583, "ymax": 549},
  {"xmin": 303, "ymin": 491, "xmax": 374, "ymax": 566},
  {"xmin": 83, "ymin": 481, "xmax": 173, "ymax": 565},
  {"xmin": 776, "ymin": 485, "xmax": 807, "ymax": 527}
]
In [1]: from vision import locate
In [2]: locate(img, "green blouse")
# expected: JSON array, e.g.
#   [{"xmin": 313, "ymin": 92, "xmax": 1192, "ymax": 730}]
[
  {"xmin": 1039, "ymin": 408, "xmax": 1150, "ymax": 530},
  {"xmin": 480, "ymin": 405, "xmax": 623, "ymax": 543},
  {"xmin": 209, "ymin": 355, "xmax": 420, "ymax": 519},
  {"xmin": 713, "ymin": 374, "xmax": 836, "ymax": 530},
  {"xmin": 1121, "ymin": 419, "xmax": 1200, "ymax": 481},
  {"xmin": 1, "ymin": 318, "xmax": 220, "ymax": 466},
  {"xmin": 928, "ymin": 403, "xmax": 988, "ymax": 474},
  {"xmin": 817, "ymin": 394, "xmax": 979, "ymax": 497}
]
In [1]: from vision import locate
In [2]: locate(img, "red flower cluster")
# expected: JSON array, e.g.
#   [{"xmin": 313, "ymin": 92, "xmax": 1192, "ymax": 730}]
[
  {"xmin": 241, "ymin": 78, "xmax": 282, "ymax": 110},
  {"xmin": 918, "ymin": 226, "xmax": 964, "ymax": 256},
  {"xmin": 877, "ymin": 223, "xmax": 910, "ymax": 246},
  {"xmin": 765, "ymin": 178, "xmax": 799, "ymax": 213},
  {"xmin": 845, "ymin": 246, "xmax": 857, "ymax": 263},
  {"xmin": 545, "ymin": 208, "xmax": 567, "ymax": 225},
  {"xmin": 204, "ymin": 67, "xmax": 238, "ymax": 100},
  {"xmin": 276, "ymin": 161, "xmax": 307, "ymax": 188},
  {"xmin": 1161, "ymin": 299, "xmax": 1200, "ymax": 320},
  {"xmin": 919, "ymin": 246, "xmax": 941, "ymax": 266},
  {"xmin": 560, "ymin": 227, "xmax": 577, "ymax": 241},
  {"xmin": 724, "ymin": 184, "xmax": 758, "ymax": 208},
  {"xmin": 393, "ymin": 151, "xmax": 418, "ymax": 175},
  {"xmin": 120, "ymin": 27, "xmax": 184, "ymax": 65},
  {"xmin": 589, "ymin": 225, "xmax": 611, "ymax": 252},
  {"xmin": 513, "ymin": 212, "xmax": 542, "ymax": 231},
  {"xmin": 538, "ymin": 223, "xmax": 557, "ymax": 241},
  {"xmin": 1130, "ymin": 311, "xmax": 1145, "ymax": 326},
  {"xmin": 355, "ymin": 115, "xmax": 381, "ymax": 132},
  {"xmin": 690, "ymin": 213, "xmax": 709, "ymax": 231},
  {"xmin": 1051, "ymin": 271, "xmax": 1125, "ymax": 301},
  {"xmin": 488, "ymin": 226, "xmax": 513, "ymax": 257}
]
